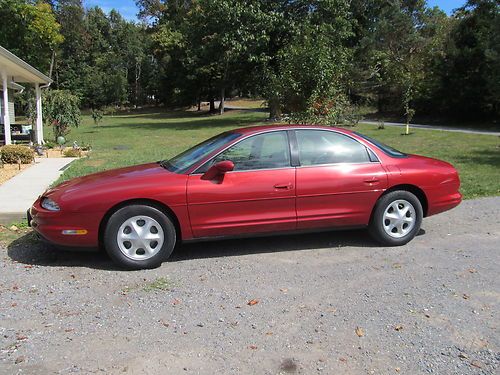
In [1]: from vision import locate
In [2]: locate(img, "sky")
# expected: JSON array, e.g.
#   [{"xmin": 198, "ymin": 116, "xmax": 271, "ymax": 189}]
[{"xmin": 85, "ymin": 0, "xmax": 468, "ymax": 22}]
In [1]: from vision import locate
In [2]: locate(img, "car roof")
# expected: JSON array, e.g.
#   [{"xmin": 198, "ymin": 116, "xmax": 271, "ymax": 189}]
[{"xmin": 231, "ymin": 124, "xmax": 355, "ymax": 136}]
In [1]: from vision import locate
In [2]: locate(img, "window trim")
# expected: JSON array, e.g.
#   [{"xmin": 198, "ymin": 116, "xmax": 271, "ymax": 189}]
[
  {"xmin": 191, "ymin": 129, "xmax": 294, "ymax": 175},
  {"xmin": 293, "ymin": 129, "xmax": 380, "ymax": 167}
]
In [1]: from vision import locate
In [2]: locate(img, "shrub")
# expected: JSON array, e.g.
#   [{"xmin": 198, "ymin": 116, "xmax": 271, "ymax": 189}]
[
  {"xmin": 44, "ymin": 89, "xmax": 81, "ymax": 141},
  {"xmin": 0, "ymin": 145, "xmax": 35, "ymax": 164},
  {"xmin": 63, "ymin": 148, "xmax": 80, "ymax": 158},
  {"xmin": 44, "ymin": 140, "xmax": 56, "ymax": 149},
  {"xmin": 91, "ymin": 108, "xmax": 103, "ymax": 125}
]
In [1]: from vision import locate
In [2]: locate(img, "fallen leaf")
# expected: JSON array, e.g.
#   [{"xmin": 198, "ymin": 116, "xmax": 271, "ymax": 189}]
[
  {"xmin": 355, "ymin": 327, "xmax": 364, "ymax": 337},
  {"xmin": 394, "ymin": 325, "xmax": 403, "ymax": 331},
  {"xmin": 279, "ymin": 288, "xmax": 288, "ymax": 293},
  {"xmin": 16, "ymin": 334, "xmax": 28, "ymax": 341},
  {"xmin": 463, "ymin": 294, "xmax": 470, "ymax": 300},
  {"xmin": 9, "ymin": 225, "xmax": 18, "ymax": 231},
  {"xmin": 468, "ymin": 268, "xmax": 477, "ymax": 273},
  {"xmin": 339, "ymin": 357, "xmax": 347, "ymax": 363},
  {"xmin": 14, "ymin": 356, "xmax": 25, "ymax": 364},
  {"xmin": 395, "ymin": 367, "xmax": 400, "ymax": 372},
  {"xmin": 392, "ymin": 263, "xmax": 402, "ymax": 269},
  {"xmin": 172, "ymin": 299, "xmax": 181, "ymax": 305},
  {"xmin": 247, "ymin": 299, "xmax": 259, "ymax": 306},
  {"xmin": 24, "ymin": 265, "xmax": 33, "ymax": 269},
  {"xmin": 424, "ymin": 313, "xmax": 430, "ymax": 318},
  {"xmin": 470, "ymin": 360, "xmax": 482, "ymax": 369},
  {"xmin": 458, "ymin": 353, "xmax": 468, "ymax": 360},
  {"xmin": 248, "ymin": 345, "xmax": 258, "ymax": 350},
  {"xmin": 265, "ymin": 332, "xmax": 273, "ymax": 336}
]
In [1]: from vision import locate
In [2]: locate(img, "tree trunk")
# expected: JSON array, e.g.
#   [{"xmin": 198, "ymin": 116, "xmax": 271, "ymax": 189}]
[
  {"xmin": 197, "ymin": 96, "xmax": 201, "ymax": 111},
  {"xmin": 209, "ymin": 97, "xmax": 215, "ymax": 112},
  {"xmin": 269, "ymin": 96, "xmax": 281, "ymax": 120},
  {"xmin": 218, "ymin": 87, "xmax": 225, "ymax": 115}
]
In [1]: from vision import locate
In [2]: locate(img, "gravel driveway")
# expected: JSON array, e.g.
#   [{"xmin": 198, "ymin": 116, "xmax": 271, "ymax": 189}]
[{"xmin": 1, "ymin": 197, "xmax": 499, "ymax": 374}]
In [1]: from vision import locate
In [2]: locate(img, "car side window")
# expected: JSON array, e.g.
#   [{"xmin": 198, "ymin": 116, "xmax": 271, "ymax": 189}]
[
  {"xmin": 296, "ymin": 130, "xmax": 370, "ymax": 166},
  {"xmin": 209, "ymin": 131, "xmax": 291, "ymax": 171}
]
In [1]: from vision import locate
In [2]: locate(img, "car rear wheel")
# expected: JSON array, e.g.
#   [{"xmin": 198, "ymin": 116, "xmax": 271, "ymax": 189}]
[
  {"xmin": 369, "ymin": 191, "xmax": 423, "ymax": 246},
  {"xmin": 104, "ymin": 204, "xmax": 176, "ymax": 269}
]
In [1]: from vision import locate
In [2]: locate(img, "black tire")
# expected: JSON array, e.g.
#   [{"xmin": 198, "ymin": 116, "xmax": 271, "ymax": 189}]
[
  {"xmin": 369, "ymin": 190, "xmax": 423, "ymax": 246},
  {"xmin": 104, "ymin": 204, "xmax": 176, "ymax": 269}
]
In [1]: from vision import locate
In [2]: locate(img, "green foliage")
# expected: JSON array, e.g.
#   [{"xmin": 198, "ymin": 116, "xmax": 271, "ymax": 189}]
[
  {"xmin": 4, "ymin": 0, "xmax": 499, "ymax": 123},
  {"xmin": 438, "ymin": 0, "xmax": 500, "ymax": 118},
  {"xmin": 44, "ymin": 140, "xmax": 56, "ymax": 149},
  {"xmin": 91, "ymin": 108, "xmax": 103, "ymax": 125},
  {"xmin": 0, "ymin": 0, "xmax": 63, "ymax": 72},
  {"xmin": 43, "ymin": 90, "xmax": 81, "ymax": 141},
  {"xmin": 0, "ymin": 145, "xmax": 34, "ymax": 164},
  {"xmin": 53, "ymin": 1, "xmax": 156, "ymax": 109}
]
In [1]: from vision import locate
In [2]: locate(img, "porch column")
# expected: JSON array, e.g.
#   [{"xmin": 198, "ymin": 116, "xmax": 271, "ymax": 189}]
[
  {"xmin": 1, "ymin": 71, "xmax": 11, "ymax": 145},
  {"xmin": 35, "ymin": 82, "xmax": 43, "ymax": 144}
]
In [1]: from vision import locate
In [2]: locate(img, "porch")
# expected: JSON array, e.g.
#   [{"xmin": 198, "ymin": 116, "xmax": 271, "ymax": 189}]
[{"xmin": 0, "ymin": 45, "xmax": 52, "ymax": 145}]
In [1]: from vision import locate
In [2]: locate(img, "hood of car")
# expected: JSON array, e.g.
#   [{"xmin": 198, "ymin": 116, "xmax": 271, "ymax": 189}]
[{"xmin": 44, "ymin": 163, "xmax": 171, "ymax": 199}]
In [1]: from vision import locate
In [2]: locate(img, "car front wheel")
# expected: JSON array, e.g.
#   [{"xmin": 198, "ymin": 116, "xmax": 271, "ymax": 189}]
[
  {"xmin": 104, "ymin": 204, "xmax": 176, "ymax": 269},
  {"xmin": 369, "ymin": 191, "xmax": 423, "ymax": 246}
]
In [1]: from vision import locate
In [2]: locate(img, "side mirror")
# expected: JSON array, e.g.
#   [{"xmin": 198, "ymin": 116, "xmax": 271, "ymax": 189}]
[{"xmin": 201, "ymin": 160, "xmax": 234, "ymax": 180}]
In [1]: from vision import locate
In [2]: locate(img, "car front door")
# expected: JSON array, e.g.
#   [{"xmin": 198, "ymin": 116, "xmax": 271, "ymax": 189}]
[
  {"xmin": 187, "ymin": 131, "xmax": 296, "ymax": 238},
  {"xmin": 294, "ymin": 129, "xmax": 388, "ymax": 229}
]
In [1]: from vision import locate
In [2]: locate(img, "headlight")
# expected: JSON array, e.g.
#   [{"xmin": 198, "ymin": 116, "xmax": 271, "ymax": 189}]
[{"xmin": 41, "ymin": 197, "xmax": 60, "ymax": 211}]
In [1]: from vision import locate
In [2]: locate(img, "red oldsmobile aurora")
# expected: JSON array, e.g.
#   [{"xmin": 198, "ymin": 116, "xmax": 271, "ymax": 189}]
[{"xmin": 29, "ymin": 125, "xmax": 461, "ymax": 269}]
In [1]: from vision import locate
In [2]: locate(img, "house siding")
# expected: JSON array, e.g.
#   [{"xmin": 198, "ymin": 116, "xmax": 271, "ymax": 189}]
[{"xmin": 0, "ymin": 89, "xmax": 16, "ymax": 124}]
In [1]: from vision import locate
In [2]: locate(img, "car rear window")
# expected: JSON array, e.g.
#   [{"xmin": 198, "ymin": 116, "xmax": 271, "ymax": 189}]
[{"xmin": 354, "ymin": 132, "xmax": 407, "ymax": 158}]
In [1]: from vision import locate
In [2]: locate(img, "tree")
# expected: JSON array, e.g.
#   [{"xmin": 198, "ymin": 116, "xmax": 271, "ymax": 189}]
[
  {"xmin": 440, "ymin": 0, "xmax": 500, "ymax": 118},
  {"xmin": 0, "ymin": 0, "xmax": 63, "ymax": 72},
  {"xmin": 259, "ymin": 0, "xmax": 352, "ymax": 122},
  {"xmin": 43, "ymin": 89, "xmax": 81, "ymax": 141}
]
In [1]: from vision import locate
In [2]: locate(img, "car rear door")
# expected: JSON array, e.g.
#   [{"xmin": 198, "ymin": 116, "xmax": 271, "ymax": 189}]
[
  {"xmin": 294, "ymin": 129, "xmax": 388, "ymax": 229},
  {"xmin": 187, "ymin": 130, "xmax": 296, "ymax": 238}
]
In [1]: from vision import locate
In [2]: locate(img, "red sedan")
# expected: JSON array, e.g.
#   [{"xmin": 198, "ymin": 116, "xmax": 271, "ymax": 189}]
[{"xmin": 29, "ymin": 125, "xmax": 461, "ymax": 269}]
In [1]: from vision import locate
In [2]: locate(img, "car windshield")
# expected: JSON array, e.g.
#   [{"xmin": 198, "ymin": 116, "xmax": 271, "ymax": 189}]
[
  {"xmin": 354, "ymin": 132, "xmax": 407, "ymax": 158},
  {"xmin": 160, "ymin": 132, "xmax": 241, "ymax": 173}
]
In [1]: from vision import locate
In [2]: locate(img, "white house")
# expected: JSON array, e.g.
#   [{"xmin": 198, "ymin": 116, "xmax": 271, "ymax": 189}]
[{"xmin": 0, "ymin": 45, "xmax": 52, "ymax": 145}]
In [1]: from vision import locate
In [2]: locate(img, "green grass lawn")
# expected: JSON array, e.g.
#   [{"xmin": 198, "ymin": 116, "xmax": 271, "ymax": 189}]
[{"xmin": 52, "ymin": 108, "xmax": 499, "ymax": 200}]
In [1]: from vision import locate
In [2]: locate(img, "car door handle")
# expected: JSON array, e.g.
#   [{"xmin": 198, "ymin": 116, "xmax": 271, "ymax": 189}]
[
  {"xmin": 274, "ymin": 183, "xmax": 293, "ymax": 190},
  {"xmin": 364, "ymin": 178, "xmax": 380, "ymax": 184}
]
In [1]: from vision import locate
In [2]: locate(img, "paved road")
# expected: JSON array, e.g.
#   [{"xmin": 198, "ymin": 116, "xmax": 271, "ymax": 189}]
[
  {"xmin": 362, "ymin": 121, "xmax": 500, "ymax": 136},
  {"xmin": 0, "ymin": 197, "xmax": 499, "ymax": 374},
  {"xmin": 0, "ymin": 158, "xmax": 76, "ymax": 225}
]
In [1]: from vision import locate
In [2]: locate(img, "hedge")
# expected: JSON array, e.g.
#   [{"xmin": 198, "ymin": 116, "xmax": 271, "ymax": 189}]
[{"xmin": 0, "ymin": 145, "xmax": 35, "ymax": 164}]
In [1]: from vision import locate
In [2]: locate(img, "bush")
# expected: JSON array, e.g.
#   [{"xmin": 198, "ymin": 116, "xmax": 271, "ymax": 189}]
[
  {"xmin": 63, "ymin": 148, "xmax": 80, "ymax": 158},
  {"xmin": 44, "ymin": 89, "xmax": 81, "ymax": 141},
  {"xmin": 44, "ymin": 140, "xmax": 56, "ymax": 149},
  {"xmin": 0, "ymin": 145, "xmax": 35, "ymax": 164}
]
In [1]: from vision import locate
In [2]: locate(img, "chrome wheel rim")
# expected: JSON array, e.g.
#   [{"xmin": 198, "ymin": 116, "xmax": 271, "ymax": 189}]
[
  {"xmin": 117, "ymin": 216, "xmax": 164, "ymax": 260},
  {"xmin": 382, "ymin": 199, "xmax": 416, "ymax": 238}
]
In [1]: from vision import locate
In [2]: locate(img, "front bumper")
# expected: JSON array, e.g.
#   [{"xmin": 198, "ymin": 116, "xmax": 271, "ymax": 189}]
[{"xmin": 29, "ymin": 197, "xmax": 101, "ymax": 248}]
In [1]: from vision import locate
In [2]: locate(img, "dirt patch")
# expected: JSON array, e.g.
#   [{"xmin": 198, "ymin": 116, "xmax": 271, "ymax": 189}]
[
  {"xmin": 41, "ymin": 148, "xmax": 89, "ymax": 158},
  {"xmin": 0, "ymin": 163, "xmax": 32, "ymax": 185}
]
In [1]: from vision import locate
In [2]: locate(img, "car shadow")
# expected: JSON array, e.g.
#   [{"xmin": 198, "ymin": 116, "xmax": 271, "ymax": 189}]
[
  {"xmin": 7, "ymin": 229, "xmax": 378, "ymax": 270},
  {"xmin": 170, "ymin": 229, "xmax": 376, "ymax": 262},
  {"xmin": 7, "ymin": 232, "xmax": 118, "ymax": 271}
]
